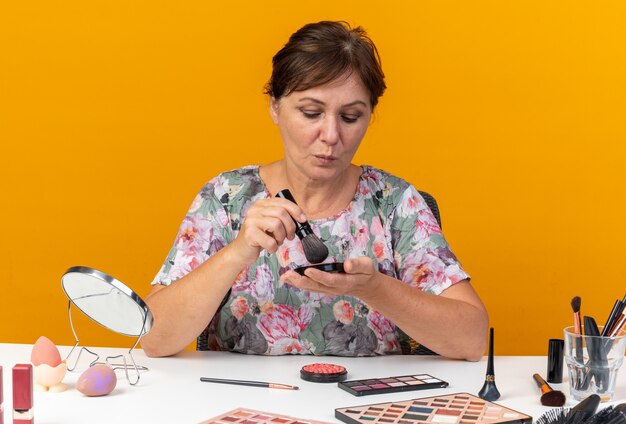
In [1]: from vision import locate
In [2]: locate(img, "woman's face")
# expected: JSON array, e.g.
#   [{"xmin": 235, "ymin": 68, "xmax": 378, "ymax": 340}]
[{"xmin": 270, "ymin": 72, "xmax": 372, "ymax": 183}]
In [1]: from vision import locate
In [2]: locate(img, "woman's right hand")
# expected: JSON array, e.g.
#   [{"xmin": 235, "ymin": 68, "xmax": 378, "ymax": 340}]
[{"xmin": 229, "ymin": 197, "xmax": 307, "ymax": 266}]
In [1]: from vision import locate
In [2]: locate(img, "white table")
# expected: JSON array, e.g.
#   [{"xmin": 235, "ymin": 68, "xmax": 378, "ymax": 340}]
[{"xmin": 1, "ymin": 343, "xmax": 624, "ymax": 423}]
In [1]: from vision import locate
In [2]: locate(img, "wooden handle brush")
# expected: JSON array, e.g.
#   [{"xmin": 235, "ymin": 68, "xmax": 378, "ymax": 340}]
[{"xmin": 533, "ymin": 373, "xmax": 566, "ymax": 407}]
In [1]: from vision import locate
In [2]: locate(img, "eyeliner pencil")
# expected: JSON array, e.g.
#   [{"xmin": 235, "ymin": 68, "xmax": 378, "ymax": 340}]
[{"xmin": 200, "ymin": 377, "xmax": 299, "ymax": 390}]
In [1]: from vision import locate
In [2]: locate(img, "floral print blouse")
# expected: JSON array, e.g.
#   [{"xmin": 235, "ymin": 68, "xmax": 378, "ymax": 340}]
[{"xmin": 152, "ymin": 165, "xmax": 470, "ymax": 356}]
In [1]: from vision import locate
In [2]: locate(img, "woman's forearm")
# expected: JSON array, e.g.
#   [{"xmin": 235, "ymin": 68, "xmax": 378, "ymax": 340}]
[
  {"xmin": 361, "ymin": 276, "xmax": 488, "ymax": 361},
  {"xmin": 141, "ymin": 245, "xmax": 248, "ymax": 357}
]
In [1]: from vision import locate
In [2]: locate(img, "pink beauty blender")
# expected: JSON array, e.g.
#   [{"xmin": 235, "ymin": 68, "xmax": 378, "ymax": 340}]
[
  {"xmin": 31, "ymin": 336, "xmax": 62, "ymax": 367},
  {"xmin": 31, "ymin": 336, "xmax": 67, "ymax": 392}
]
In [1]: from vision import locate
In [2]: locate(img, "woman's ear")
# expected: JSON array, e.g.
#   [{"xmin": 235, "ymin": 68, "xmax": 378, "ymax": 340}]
[{"xmin": 269, "ymin": 97, "xmax": 279, "ymax": 124}]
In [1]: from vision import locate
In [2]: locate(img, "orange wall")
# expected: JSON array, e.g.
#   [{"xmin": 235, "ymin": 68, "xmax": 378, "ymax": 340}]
[{"xmin": 1, "ymin": 1, "xmax": 625, "ymax": 354}]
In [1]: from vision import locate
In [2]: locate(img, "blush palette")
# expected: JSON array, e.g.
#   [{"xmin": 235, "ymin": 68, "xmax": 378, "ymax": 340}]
[
  {"xmin": 335, "ymin": 393, "xmax": 532, "ymax": 424},
  {"xmin": 199, "ymin": 408, "xmax": 331, "ymax": 424},
  {"xmin": 338, "ymin": 373, "xmax": 448, "ymax": 396}
]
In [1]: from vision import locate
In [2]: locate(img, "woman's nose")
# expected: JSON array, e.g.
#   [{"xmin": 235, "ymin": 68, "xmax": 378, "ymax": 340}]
[{"xmin": 320, "ymin": 116, "xmax": 340, "ymax": 145}]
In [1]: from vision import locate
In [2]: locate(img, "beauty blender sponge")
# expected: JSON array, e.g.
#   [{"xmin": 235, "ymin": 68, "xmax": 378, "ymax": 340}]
[
  {"xmin": 77, "ymin": 364, "xmax": 117, "ymax": 396},
  {"xmin": 31, "ymin": 336, "xmax": 62, "ymax": 367}
]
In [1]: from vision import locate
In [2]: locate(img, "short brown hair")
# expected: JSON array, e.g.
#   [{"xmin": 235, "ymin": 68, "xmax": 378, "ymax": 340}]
[{"xmin": 265, "ymin": 21, "xmax": 386, "ymax": 109}]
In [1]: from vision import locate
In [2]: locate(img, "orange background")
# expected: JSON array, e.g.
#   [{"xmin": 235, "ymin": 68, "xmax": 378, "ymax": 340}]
[{"xmin": 1, "ymin": 1, "xmax": 625, "ymax": 355}]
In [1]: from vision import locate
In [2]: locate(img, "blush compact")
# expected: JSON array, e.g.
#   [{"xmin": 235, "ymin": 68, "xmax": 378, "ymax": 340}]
[
  {"xmin": 300, "ymin": 363, "xmax": 348, "ymax": 383},
  {"xmin": 294, "ymin": 262, "xmax": 344, "ymax": 276}
]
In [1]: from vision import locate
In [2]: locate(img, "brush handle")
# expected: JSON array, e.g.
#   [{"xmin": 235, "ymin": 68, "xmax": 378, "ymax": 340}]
[
  {"xmin": 608, "ymin": 314, "xmax": 626, "ymax": 337},
  {"xmin": 486, "ymin": 327, "xmax": 495, "ymax": 375},
  {"xmin": 582, "ymin": 316, "xmax": 609, "ymax": 391},
  {"xmin": 570, "ymin": 394, "xmax": 601, "ymax": 421},
  {"xmin": 532, "ymin": 373, "xmax": 553, "ymax": 394},
  {"xmin": 275, "ymin": 189, "xmax": 314, "ymax": 238},
  {"xmin": 601, "ymin": 300, "xmax": 623, "ymax": 336},
  {"xmin": 574, "ymin": 311, "xmax": 584, "ymax": 362}
]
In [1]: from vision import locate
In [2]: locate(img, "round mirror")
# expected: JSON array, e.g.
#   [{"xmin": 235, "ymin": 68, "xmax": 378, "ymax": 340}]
[{"xmin": 61, "ymin": 266, "xmax": 152, "ymax": 337}]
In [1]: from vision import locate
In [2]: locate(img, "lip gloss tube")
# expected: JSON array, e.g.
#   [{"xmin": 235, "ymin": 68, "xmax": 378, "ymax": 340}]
[{"xmin": 12, "ymin": 364, "xmax": 33, "ymax": 424}]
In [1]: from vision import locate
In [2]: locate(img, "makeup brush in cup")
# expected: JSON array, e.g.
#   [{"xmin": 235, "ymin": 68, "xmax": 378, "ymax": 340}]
[
  {"xmin": 276, "ymin": 189, "xmax": 329, "ymax": 264},
  {"xmin": 601, "ymin": 298, "xmax": 624, "ymax": 337},
  {"xmin": 571, "ymin": 296, "xmax": 583, "ymax": 361},
  {"xmin": 533, "ymin": 373, "xmax": 566, "ymax": 407},
  {"xmin": 478, "ymin": 327, "xmax": 500, "ymax": 401}
]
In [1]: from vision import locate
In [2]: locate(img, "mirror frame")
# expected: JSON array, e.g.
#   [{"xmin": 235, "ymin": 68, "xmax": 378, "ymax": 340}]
[{"xmin": 61, "ymin": 265, "xmax": 153, "ymax": 336}]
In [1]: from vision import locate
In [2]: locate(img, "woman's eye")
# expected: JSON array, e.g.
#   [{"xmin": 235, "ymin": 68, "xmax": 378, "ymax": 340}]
[
  {"xmin": 301, "ymin": 110, "xmax": 321, "ymax": 119},
  {"xmin": 341, "ymin": 114, "xmax": 360, "ymax": 123}
]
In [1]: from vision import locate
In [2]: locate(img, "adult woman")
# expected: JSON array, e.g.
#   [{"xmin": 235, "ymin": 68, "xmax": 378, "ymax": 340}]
[{"xmin": 142, "ymin": 21, "xmax": 488, "ymax": 360}]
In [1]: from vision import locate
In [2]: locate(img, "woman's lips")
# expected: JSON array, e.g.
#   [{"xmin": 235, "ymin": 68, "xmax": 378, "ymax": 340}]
[{"xmin": 314, "ymin": 154, "xmax": 336, "ymax": 164}]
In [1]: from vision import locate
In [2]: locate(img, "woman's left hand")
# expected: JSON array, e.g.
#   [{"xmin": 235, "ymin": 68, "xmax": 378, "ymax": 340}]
[{"xmin": 280, "ymin": 257, "xmax": 381, "ymax": 299}]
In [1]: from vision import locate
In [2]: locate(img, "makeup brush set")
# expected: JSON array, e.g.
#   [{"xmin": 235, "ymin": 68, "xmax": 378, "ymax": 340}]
[{"xmin": 566, "ymin": 294, "xmax": 626, "ymax": 400}]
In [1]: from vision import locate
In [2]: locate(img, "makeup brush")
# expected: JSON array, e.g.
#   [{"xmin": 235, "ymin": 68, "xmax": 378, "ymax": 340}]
[
  {"xmin": 276, "ymin": 189, "xmax": 329, "ymax": 264},
  {"xmin": 586, "ymin": 403, "xmax": 626, "ymax": 424},
  {"xmin": 533, "ymin": 373, "xmax": 566, "ymax": 407},
  {"xmin": 601, "ymin": 299, "xmax": 623, "ymax": 336},
  {"xmin": 571, "ymin": 296, "xmax": 583, "ymax": 362},
  {"xmin": 570, "ymin": 393, "xmax": 601, "ymax": 421},
  {"xmin": 608, "ymin": 313, "xmax": 626, "ymax": 337},
  {"xmin": 606, "ymin": 297, "xmax": 626, "ymax": 336},
  {"xmin": 581, "ymin": 316, "xmax": 607, "ymax": 391},
  {"xmin": 535, "ymin": 409, "xmax": 583, "ymax": 424},
  {"xmin": 535, "ymin": 394, "xmax": 601, "ymax": 424},
  {"xmin": 478, "ymin": 327, "xmax": 500, "ymax": 401}
]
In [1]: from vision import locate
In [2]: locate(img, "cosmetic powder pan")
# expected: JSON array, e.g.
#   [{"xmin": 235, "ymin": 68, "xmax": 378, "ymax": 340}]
[
  {"xmin": 294, "ymin": 262, "xmax": 344, "ymax": 276},
  {"xmin": 300, "ymin": 363, "xmax": 348, "ymax": 383}
]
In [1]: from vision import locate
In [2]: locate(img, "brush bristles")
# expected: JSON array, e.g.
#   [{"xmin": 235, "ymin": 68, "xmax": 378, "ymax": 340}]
[
  {"xmin": 586, "ymin": 406, "xmax": 626, "ymax": 424},
  {"xmin": 536, "ymin": 409, "xmax": 589, "ymax": 424},
  {"xmin": 301, "ymin": 234, "xmax": 329, "ymax": 264},
  {"xmin": 571, "ymin": 296, "xmax": 581, "ymax": 313},
  {"xmin": 536, "ymin": 408, "xmax": 569, "ymax": 424},
  {"xmin": 541, "ymin": 390, "xmax": 566, "ymax": 407}
]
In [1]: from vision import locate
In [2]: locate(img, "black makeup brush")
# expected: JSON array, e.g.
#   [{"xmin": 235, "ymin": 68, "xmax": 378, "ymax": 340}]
[
  {"xmin": 581, "ymin": 316, "xmax": 607, "ymax": 391},
  {"xmin": 601, "ymin": 299, "xmax": 624, "ymax": 337},
  {"xmin": 478, "ymin": 327, "xmax": 500, "ymax": 401},
  {"xmin": 276, "ymin": 189, "xmax": 329, "ymax": 264},
  {"xmin": 536, "ymin": 409, "xmax": 583, "ymax": 424},
  {"xmin": 586, "ymin": 403, "xmax": 626, "ymax": 424},
  {"xmin": 535, "ymin": 394, "xmax": 601, "ymax": 424},
  {"xmin": 533, "ymin": 373, "xmax": 566, "ymax": 407}
]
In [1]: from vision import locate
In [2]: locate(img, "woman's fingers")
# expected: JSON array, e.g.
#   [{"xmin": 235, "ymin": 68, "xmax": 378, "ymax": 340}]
[
  {"xmin": 258, "ymin": 216, "xmax": 288, "ymax": 244},
  {"xmin": 343, "ymin": 257, "xmax": 375, "ymax": 275},
  {"xmin": 281, "ymin": 270, "xmax": 335, "ymax": 294},
  {"xmin": 248, "ymin": 199, "xmax": 305, "ymax": 239},
  {"xmin": 281, "ymin": 257, "xmax": 379, "ymax": 297},
  {"xmin": 234, "ymin": 197, "xmax": 307, "ymax": 263}
]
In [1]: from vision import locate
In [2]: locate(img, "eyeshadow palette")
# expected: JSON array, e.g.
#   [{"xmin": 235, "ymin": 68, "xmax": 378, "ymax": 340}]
[
  {"xmin": 335, "ymin": 393, "xmax": 532, "ymax": 424},
  {"xmin": 199, "ymin": 408, "xmax": 331, "ymax": 424},
  {"xmin": 338, "ymin": 373, "xmax": 448, "ymax": 396}
]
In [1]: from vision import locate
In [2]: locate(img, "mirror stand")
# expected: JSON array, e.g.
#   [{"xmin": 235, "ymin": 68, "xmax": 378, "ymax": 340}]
[
  {"xmin": 65, "ymin": 300, "xmax": 149, "ymax": 385},
  {"xmin": 62, "ymin": 266, "xmax": 153, "ymax": 386}
]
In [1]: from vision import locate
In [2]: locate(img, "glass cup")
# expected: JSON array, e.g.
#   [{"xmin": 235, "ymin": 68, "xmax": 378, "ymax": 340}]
[{"xmin": 563, "ymin": 326, "xmax": 626, "ymax": 402}]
